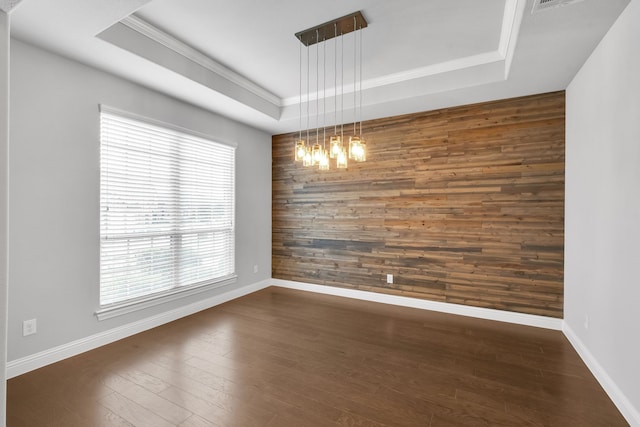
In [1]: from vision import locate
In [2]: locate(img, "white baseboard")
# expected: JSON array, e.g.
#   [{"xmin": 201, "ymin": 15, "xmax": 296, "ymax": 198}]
[
  {"xmin": 272, "ymin": 279, "xmax": 640, "ymax": 424},
  {"xmin": 8, "ymin": 276, "xmax": 635, "ymax": 426},
  {"xmin": 563, "ymin": 323, "xmax": 640, "ymax": 427},
  {"xmin": 271, "ymin": 279, "xmax": 563, "ymax": 330},
  {"xmin": 6, "ymin": 279, "xmax": 271, "ymax": 379}
]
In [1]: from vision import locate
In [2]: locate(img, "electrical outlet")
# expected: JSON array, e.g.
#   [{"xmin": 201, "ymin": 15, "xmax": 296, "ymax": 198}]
[
  {"xmin": 387, "ymin": 274, "xmax": 393, "ymax": 284},
  {"xmin": 23, "ymin": 319, "xmax": 37, "ymax": 336},
  {"xmin": 253, "ymin": 264, "xmax": 259, "ymax": 273}
]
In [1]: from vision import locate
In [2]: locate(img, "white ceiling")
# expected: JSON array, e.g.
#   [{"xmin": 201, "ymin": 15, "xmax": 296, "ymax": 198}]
[
  {"xmin": 0, "ymin": 0, "xmax": 21, "ymax": 13},
  {"xmin": 9, "ymin": 0, "xmax": 630, "ymax": 134}
]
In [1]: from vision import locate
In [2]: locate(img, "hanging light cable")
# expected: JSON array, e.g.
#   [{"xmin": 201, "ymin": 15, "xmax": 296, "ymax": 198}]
[
  {"xmin": 319, "ymin": 32, "xmax": 330, "ymax": 171},
  {"xmin": 330, "ymin": 23, "xmax": 342, "ymax": 160},
  {"xmin": 312, "ymin": 30, "xmax": 323, "ymax": 166},
  {"xmin": 349, "ymin": 16, "xmax": 364, "ymax": 162},
  {"xmin": 353, "ymin": 17, "xmax": 358, "ymax": 138},
  {"xmin": 318, "ymin": 32, "xmax": 330, "ymax": 170},
  {"xmin": 295, "ymin": 41, "xmax": 306, "ymax": 161},
  {"xmin": 302, "ymin": 40, "xmax": 312, "ymax": 167},
  {"xmin": 337, "ymin": 28, "xmax": 349, "ymax": 169},
  {"xmin": 357, "ymin": 23, "xmax": 366, "ymax": 162},
  {"xmin": 340, "ymin": 30, "xmax": 345, "ymax": 150}
]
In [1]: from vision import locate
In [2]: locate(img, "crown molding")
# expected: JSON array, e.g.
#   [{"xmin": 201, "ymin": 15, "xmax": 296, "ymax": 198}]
[
  {"xmin": 282, "ymin": 0, "xmax": 526, "ymax": 107},
  {"xmin": 281, "ymin": 50, "xmax": 503, "ymax": 107},
  {"xmin": 120, "ymin": 14, "xmax": 282, "ymax": 108},
  {"xmin": 118, "ymin": 2, "xmax": 525, "ymax": 119},
  {"xmin": 501, "ymin": 0, "xmax": 526, "ymax": 79},
  {"xmin": 366, "ymin": 50, "xmax": 504, "ymax": 91}
]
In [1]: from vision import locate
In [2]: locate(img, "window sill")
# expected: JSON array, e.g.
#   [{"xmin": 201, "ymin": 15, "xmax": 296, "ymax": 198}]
[{"xmin": 95, "ymin": 274, "xmax": 237, "ymax": 321}]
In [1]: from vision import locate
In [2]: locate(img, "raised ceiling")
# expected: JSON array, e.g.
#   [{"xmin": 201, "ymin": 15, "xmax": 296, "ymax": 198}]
[{"xmin": 9, "ymin": 0, "xmax": 630, "ymax": 134}]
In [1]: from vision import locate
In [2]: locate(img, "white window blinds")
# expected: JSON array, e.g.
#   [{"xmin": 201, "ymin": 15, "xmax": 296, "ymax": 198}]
[{"xmin": 100, "ymin": 108, "xmax": 235, "ymax": 307}]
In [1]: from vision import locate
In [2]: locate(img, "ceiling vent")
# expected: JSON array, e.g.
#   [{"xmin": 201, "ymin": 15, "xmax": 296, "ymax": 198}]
[{"xmin": 532, "ymin": 0, "xmax": 585, "ymax": 14}]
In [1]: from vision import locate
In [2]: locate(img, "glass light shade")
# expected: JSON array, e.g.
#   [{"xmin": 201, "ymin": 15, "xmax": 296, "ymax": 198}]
[
  {"xmin": 312, "ymin": 143, "xmax": 322, "ymax": 165},
  {"xmin": 355, "ymin": 140, "xmax": 366, "ymax": 162},
  {"xmin": 318, "ymin": 149, "xmax": 330, "ymax": 170},
  {"xmin": 337, "ymin": 148, "xmax": 348, "ymax": 169},
  {"xmin": 329, "ymin": 136, "xmax": 342, "ymax": 159},
  {"xmin": 302, "ymin": 147, "xmax": 313, "ymax": 167},
  {"xmin": 351, "ymin": 138, "xmax": 366, "ymax": 162},
  {"xmin": 294, "ymin": 139, "xmax": 306, "ymax": 161},
  {"xmin": 348, "ymin": 136, "xmax": 361, "ymax": 159}
]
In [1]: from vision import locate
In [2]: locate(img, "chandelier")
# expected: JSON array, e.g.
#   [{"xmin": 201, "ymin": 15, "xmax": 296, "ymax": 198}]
[{"xmin": 294, "ymin": 11, "xmax": 368, "ymax": 170}]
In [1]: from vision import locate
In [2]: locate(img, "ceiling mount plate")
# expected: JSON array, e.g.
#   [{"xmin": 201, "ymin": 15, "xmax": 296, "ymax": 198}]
[{"xmin": 295, "ymin": 11, "xmax": 368, "ymax": 47}]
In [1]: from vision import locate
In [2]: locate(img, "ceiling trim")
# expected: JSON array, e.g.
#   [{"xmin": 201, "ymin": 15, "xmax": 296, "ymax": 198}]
[
  {"xmin": 114, "ymin": 1, "xmax": 527, "ymax": 116},
  {"xmin": 499, "ymin": 0, "xmax": 520, "ymax": 58},
  {"xmin": 360, "ymin": 0, "xmax": 527, "ymax": 91},
  {"xmin": 281, "ymin": 50, "xmax": 504, "ymax": 107},
  {"xmin": 362, "ymin": 51, "xmax": 504, "ymax": 92},
  {"xmin": 281, "ymin": 0, "xmax": 526, "ymax": 107},
  {"xmin": 120, "ymin": 15, "xmax": 282, "ymax": 108},
  {"xmin": 500, "ymin": 0, "xmax": 526, "ymax": 79}
]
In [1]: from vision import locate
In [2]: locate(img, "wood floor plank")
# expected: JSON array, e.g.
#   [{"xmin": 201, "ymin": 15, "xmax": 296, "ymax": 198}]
[
  {"xmin": 158, "ymin": 385, "xmax": 276, "ymax": 427},
  {"xmin": 178, "ymin": 414, "xmax": 222, "ymax": 427},
  {"xmin": 103, "ymin": 374, "xmax": 193, "ymax": 425},
  {"xmin": 7, "ymin": 287, "xmax": 628, "ymax": 426},
  {"xmin": 335, "ymin": 411, "xmax": 391, "ymax": 427},
  {"xmin": 99, "ymin": 392, "xmax": 175, "ymax": 427}
]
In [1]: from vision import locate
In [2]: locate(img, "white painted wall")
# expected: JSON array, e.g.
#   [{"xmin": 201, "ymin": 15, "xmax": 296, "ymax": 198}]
[
  {"xmin": 565, "ymin": 0, "xmax": 640, "ymax": 424},
  {"xmin": 0, "ymin": 9, "xmax": 9, "ymax": 425},
  {"xmin": 7, "ymin": 40, "xmax": 272, "ymax": 363}
]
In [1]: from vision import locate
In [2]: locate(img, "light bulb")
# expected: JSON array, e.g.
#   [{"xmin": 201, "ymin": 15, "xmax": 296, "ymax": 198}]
[
  {"xmin": 319, "ymin": 150, "xmax": 330, "ymax": 170},
  {"xmin": 349, "ymin": 136, "xmax": 361, "ymax": 159},
  {"xmin": 294, "ymin": 139, "xmax": 306, "ymax": 161},
  {"xmin": 352, "ymin": 140, "xmax": 366, "ymax": 162},
  {"xmin": 312, "ymin": 144, "xmax": 322, "ymax": 165},
  {"xmin": 329, "ymin": 136, "xmax": 342, "ymax": 159},
  {"xmin": 302, "ymin": 147, "xmax": 313, "ymax": 167},
  {"xmin": 337, "ymin": 148, "xmax": 348, "ymax": 169}
]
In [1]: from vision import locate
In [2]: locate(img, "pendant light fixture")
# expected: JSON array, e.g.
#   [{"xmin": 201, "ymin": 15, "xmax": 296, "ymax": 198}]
[
  {"xmin": 318, "ymin": 33, "xmax": 330, "ymax": 171},
  {"xmin": 337, "ymin": 29, "xmax": 348, "ymax": 169},
  {"xmin": 294, "ymin": 11, "xmax": 367, "ymax": 170},
  {"xmin": 329, "ymin": 23, "xmax": 342, "ymax": 161},
  {"xmin": 357, "ymin": 22, "xmax": 367, "ymax": 162},
  {"xmin": 294, "ymin": 41, "xmax": 306, "ymax": 162},
  {"xmin": 301, "ymin": 36, "xmax": 313, "ymax": 167},
  {"xmin": 348, "ymin": 15, "xmax": 366, "ymax": 163},
  {"xmin": 311, "ymin": 30, "xmax": 323, "ymax": 167}
]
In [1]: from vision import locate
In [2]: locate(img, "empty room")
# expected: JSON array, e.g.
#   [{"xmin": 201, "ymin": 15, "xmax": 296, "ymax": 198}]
[{"xmin": 0, "ymin": 0, "xmax": 639, "ymax": 426}]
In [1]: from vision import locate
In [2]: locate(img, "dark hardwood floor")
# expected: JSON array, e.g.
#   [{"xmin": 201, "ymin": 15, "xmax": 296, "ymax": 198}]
[{"xmin": 7, "ymin": 287, "xmax": 627, "ymax": 426}]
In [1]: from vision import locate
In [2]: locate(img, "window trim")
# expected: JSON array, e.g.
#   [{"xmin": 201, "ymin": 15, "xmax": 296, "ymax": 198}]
[
  {"xmin": 96, "ymin": 105, "xmax": 237, "ymax": 320},
  {"xmin": 95, "ymin": 274, "xmax": 237, "ymax": 321}
]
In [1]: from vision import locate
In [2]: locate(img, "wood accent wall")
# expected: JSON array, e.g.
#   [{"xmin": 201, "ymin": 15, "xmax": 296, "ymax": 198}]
[{"xmin": 272, "ymin": 92, "xmax": 565, "ymax": 318}]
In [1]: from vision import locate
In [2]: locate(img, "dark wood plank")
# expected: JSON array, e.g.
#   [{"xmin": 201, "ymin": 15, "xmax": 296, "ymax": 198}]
[
  {"xmin": 272, "ymin": 91, "xmax": 566, "ymax": 318},
  {"xmin": 7, "ymin": 287, "xmax": 627, "ymax": 426}
]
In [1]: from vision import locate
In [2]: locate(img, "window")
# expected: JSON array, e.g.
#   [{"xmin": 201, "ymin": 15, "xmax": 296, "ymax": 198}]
[{"xmin": 99, "ymin": 107, "xmax": 235, "ymax": 317}]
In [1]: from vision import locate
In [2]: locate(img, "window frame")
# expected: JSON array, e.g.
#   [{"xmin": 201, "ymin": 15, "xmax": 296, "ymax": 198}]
[{"xmin": 96, "ymin": 105, "xmax": 237, "ymax": 321}]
